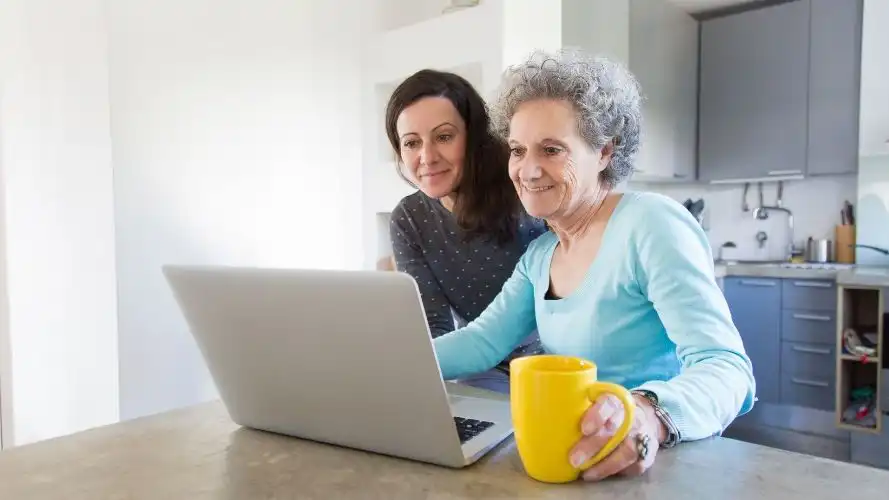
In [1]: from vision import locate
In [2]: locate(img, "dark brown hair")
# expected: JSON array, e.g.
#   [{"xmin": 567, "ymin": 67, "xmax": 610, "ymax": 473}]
[{"xmin": 384, "ymin": 69, "xmax": 521, "ymax": 244}]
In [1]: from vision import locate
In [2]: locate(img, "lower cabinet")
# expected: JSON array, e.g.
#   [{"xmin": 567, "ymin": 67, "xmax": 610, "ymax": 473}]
[
  {"xmin": 780, "ymin": 341, "xmax": 836, "ymax": 411},
  {"xmin": 723, "ymin": 277, "xmax": 781, "ymax": 404},
  {"xmin": 724, "ymin": 275, "xmax": 889, "ymax": 470},
  {"xmin": 851, "ymin": 414, "xmax": 889, "ymax": 469}
]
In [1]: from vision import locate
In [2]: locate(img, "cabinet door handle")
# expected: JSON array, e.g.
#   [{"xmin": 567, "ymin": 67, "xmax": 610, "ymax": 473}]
[
  {"xmin": 739, "ymin": 279, "xmax": 777, "ymax": 287},
  {"xmin": 768, "ymin": 169, "xmax": 803, "ymax": 176},
  {"xmin": 791, "ymin": 345, "xmax": 831, "ymax": 355},
  {"xmin": 792, "ymin": 281, "xmax": 832, "ymax": 288},
  {"xmin": 791, "ymin": 377, "xmax": 829, "ymax": 388},
  {"xmin": 792, "ymin": 313, "xmax": 832, "ymax": 322}
]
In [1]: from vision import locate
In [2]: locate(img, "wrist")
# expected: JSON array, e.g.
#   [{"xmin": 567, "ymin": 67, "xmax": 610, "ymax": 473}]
[{"xmin": 633, "ymin": 394, "xmax": 668, "ymax": 444}]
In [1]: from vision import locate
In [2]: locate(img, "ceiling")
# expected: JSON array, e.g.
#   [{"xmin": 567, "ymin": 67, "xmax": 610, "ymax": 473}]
[{"xmin": 668, "ymin": 0, "xmax": 761, "ymax": 14}]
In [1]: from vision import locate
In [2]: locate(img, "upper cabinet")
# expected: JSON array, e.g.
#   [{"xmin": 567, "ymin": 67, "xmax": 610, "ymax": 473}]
[
  {"xmin": 859, "ymin": 0, "xmax": 889, "ymax": 157},
  {"xmin": 698, "ymin": 1, "xmax": 810, "ymax": 183},
  {"xmin": 807, "ymin": 0, "xmax": 863, "ymax": 175},
  {"xmin": 628, "ymin": 0, "xmax": 699, "ymax": 182},
  {"xmin": 699, "ymin": 0, "xmax": 864, "ymax": 183}
]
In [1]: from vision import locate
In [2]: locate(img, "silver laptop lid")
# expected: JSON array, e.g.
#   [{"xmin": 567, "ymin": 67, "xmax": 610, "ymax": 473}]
[{"xmin": 163, "ymin": 265, "xmax": 465, "ymax": 466}]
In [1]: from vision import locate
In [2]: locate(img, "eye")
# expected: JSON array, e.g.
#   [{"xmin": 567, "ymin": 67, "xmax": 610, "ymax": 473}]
[
  {"xmin": 402, "ymin": 139, "xmax": 420, "ymax": 149},
  {"xmin": 437, "ymin": 133, "xmax": 454, "ymax": 143},
  {"xmin": 510, "ymin": 146, "xmax": 526, "ymax": 158},
  {"xmin": 543, "ymin": 146, "xmax": 564, "ymax": 155}
]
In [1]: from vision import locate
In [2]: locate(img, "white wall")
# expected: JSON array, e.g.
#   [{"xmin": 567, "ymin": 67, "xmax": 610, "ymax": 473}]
[
  {"xmin": 0, "ymin": 0, "xmax": 119, "ymax": 445},
  {"xmin": 108, "ymin": 0, "xmax": 371, "ymax": 420},
  {"xmin": 631, "ymin": 175, "xmax": 858, "ymax": 261},
  {"xmin": 856, "ymin": 156, "xmax": 889, "ymax": 266}
]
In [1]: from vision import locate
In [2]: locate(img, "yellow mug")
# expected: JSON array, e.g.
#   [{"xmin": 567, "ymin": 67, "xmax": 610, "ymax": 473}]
[{"xmin": 509, "ymin": 354, "xmax": 635, "ymax": 483}]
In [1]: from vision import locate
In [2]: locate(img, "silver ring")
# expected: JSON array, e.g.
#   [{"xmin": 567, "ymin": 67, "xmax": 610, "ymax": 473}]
[{"xmin": 635, "ymin": 434, "xmax": 651, "ymax": 462}]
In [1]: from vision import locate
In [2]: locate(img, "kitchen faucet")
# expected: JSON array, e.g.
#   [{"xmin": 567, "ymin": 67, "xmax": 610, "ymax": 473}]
[{"xmin": 752, "ymin": 205, "xmax": 794, "ymax": 261}]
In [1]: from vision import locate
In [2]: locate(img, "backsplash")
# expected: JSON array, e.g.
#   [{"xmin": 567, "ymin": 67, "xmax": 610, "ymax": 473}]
[
  {"xmin": 372, "ymin": 175, "xmax": 860, "ymax": 265},
  {"xmin": 629, "ymin": 175, "xmax": 858, "ymax": 261},
  {"xmin": 856, "ymin": 156, "xmax": 889, "ymax": 266}
]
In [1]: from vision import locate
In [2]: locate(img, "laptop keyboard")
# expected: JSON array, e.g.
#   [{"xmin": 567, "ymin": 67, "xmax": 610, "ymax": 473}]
[{"xmin": 454, "ymin": 416, "xmax": 494, "ymax": 444}]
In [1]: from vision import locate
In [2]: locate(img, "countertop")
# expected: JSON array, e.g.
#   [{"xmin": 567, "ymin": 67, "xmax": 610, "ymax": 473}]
[
  {"xmin": 715, "ymin": 261, "xmax": 889, "ymax": 287},
  {"xmin": 2, "ymin": 399, "xmax": 889, "ymax": 499}
]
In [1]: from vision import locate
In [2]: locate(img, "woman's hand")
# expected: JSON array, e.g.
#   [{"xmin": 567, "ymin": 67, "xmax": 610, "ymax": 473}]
[{"xmin": 568, "ymin": 393, "xmax": 667, "ymax": 481}]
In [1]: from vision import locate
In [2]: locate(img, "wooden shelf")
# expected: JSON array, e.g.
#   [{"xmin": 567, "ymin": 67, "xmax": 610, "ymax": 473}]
[
  {"xmin": 837, "ymin": 422, "xmax": 881, "ymax": 434},
  {"xmin": 836, "ymin": 286, "xmax": 885, "ymax": 433},
  {"xmin": 841, "ymin": 354, "xmax": 881, "ymax": 364}
]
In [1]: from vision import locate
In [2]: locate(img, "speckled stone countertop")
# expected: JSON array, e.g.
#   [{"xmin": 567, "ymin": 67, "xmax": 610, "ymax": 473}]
[
  {"xmin": 715, "ymin": 261, "xmax": 889, "ymax": 286},
  {"xmin": 2, "ymin": 400, "xmax": 889, "ymax": 499}
]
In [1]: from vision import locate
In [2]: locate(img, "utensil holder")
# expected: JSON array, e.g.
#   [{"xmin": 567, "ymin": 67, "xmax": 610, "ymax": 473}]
[{"xmin": 835, "ymin": 224, "xmax": 856, "ymax": 263}]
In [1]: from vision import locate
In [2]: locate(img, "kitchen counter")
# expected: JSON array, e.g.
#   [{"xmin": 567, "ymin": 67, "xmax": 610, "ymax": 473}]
[
  {"xmin": 715, "ymin": 261, "xmax": 889, "ymax": 286},
  {"xmin": 2, "ymin": 398, "xmax": 889, "ymax": 499}
]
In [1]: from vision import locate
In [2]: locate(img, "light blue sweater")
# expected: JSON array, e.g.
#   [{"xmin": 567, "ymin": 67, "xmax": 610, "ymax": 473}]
[{"xmin": 433, "ymin": 191, "xmax": 755, "ymax": 442}]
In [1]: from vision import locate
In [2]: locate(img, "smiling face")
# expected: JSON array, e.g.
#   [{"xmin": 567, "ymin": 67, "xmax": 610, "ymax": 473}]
[
  {"xmin": 395, "ymin": 96, "xmax": 466, "ymax": 204},
  {"xmin": 507, "ymin": 98, "xmax": 612, "ymax": 220}
]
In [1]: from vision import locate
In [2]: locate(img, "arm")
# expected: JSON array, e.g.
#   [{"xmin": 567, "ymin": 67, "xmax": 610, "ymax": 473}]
[
  {"xmin": 389, "ymin": 205, "xmax": 454, "ymax": 338},
  {"xmin": 432, "ymin": 253, "xmax": 537, "ymax": 380},
  {"xmin": 633, "ymin": 196, "xmax": 755, "ymax": 442}
]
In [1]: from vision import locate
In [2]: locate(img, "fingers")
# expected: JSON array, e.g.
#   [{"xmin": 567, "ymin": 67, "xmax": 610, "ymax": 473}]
[
  {"xmin": 569, "ymin": 416, "xmax": 620, "ymax": 468},
  {"xmin": 581, "ymin": 434, "xmax": 640, "ymax": 482},
  {"xmin": 580, "ymin": 394, "xmax": 623, "ymax": 436},
  {"xmin": 569, "ymin": 395, "xmax": 626, "ymax": 468}
]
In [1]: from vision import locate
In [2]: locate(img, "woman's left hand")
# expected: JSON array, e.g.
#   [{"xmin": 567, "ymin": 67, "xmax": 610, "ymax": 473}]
[{"xmin": 569, "ymin": 393, "xmax": 667, "ymax": 481}]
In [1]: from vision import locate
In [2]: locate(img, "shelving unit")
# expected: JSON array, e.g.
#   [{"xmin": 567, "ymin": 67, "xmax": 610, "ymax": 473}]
[{"xmin": 835, "ymin": 286, "xmax": 884, "ymax": 434}]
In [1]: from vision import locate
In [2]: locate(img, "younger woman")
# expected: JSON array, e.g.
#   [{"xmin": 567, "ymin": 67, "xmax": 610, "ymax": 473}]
[{"xmin": 385, "ymin": 69, "xmax": 547, "ymax": 392}]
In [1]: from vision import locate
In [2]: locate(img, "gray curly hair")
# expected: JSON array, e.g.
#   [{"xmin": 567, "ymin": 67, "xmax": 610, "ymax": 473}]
[{"xmin": 490, "ymin": 49, "xmax": 643, "ymax": 189}]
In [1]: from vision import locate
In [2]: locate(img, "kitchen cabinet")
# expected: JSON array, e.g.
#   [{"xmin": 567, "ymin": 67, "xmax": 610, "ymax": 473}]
[
  {"xmin": 723, "ymin": 277, "xmax": 782, "ymax": 403},
  {"xmin": 724, "ymin": 276, "xmax": 840, "ymax": 409},
  {"xmin": 807, "ymin": 0, "xmax": 863, "ymax": 175},
  {"xmin": 628, "ymin": 0, "xmax": 698, "ymax": 182},
  {"xmin": 698, "ymin": 0, "xmax": 810, "ymax": 183},
  {"xmin": 859, "ymin": 0, "xmax": 889, "ymax": 157}
]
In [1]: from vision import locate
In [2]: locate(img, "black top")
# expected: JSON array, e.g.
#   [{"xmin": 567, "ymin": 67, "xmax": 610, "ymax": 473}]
[{"xmin": 389, "ymin": 192, "xmax": 548, "ymax": 368}]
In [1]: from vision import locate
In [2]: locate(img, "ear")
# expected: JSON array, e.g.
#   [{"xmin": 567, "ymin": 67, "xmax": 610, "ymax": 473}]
[{"xmin": 598, "ymin": 141, "xmax": 615, "ymax": 172}]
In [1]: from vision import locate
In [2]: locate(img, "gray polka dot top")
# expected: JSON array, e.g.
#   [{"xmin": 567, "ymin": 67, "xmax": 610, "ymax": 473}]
[{"xmin": 389, "ymin": 191, "xmax": 548, "ymax": 344}]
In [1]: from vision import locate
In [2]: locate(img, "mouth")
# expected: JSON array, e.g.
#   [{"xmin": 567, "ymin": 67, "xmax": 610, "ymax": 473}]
[
  {"xmin": 420, "ymin": 169, "xmax": 451, "ymax": 179},
  {"xmin": 523, "ymin": 185, "xmax": 554, "ymax": 193}
]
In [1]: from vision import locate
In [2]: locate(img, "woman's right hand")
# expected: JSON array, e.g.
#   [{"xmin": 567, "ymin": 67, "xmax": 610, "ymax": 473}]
[{"xmin": 568, "ymin": 394, "xmax": 664, "ymax": 481}]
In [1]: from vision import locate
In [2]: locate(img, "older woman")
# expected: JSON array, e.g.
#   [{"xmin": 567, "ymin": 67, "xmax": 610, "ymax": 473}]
[{"xmin": 432, "ymin": 50, "xmax": 755, "ymax": 481}]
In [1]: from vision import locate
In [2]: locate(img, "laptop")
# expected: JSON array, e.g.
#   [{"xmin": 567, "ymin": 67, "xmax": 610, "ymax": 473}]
[{"xmin": 162, "ymin": 265, "xmax": 514, "ymax": 468}]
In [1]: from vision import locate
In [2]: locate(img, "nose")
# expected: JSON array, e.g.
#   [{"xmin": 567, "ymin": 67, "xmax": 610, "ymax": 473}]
[
  {"xmin": 420, "ymin": 142, "xmax": 440, "ymax": 166},
  {"xmin": 517, "ymin": 160, "xmax": 542, "ymax": 182}
]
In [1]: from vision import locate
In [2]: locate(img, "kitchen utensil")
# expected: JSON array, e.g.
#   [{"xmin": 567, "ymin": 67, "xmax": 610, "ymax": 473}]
[
  {"xmin": 835, "ymin": 224, "xmax": 856, "ymax": 263},
  {"xmin": 842, "ymin": 200, "xmax": 855, "ymax": 225},
  {"xmin": 805, "ymin": 238, "xmax": 832, "ymax": 263}
]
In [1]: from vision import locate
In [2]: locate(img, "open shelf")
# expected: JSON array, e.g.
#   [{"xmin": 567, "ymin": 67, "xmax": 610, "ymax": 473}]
[
  {"xmin": 836, "ymin": 286, "xmax": 885, "ymax": 433},
  {"xmin": 841, "ymin": 354, "xmax": 881, "ymax": 364},
  {"xmin": 837, "ymin": 361, "xmax": 881, "ymax": 432}
]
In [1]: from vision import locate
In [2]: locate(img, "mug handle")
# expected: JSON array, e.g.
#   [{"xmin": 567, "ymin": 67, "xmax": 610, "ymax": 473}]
[{"xmin": 578, "ymin": 382, "xmax": 636, "ymax": 470}]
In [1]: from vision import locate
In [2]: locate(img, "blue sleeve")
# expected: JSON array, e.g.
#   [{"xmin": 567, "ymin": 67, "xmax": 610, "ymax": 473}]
[
  {"xmin": 432, "ymin": 252, "xmax": 538, "ymax": 380},
  {"xmin": 632, "ymin": 195, "xmax": 756, "ymax": 442}
]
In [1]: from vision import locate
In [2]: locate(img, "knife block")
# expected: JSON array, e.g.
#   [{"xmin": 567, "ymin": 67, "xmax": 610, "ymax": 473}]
[{"xmin": 835, "ymin": 224, "xmax": 856, "ymax": 263}]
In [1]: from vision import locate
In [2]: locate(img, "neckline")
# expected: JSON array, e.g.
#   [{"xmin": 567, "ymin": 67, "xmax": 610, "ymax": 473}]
[{"xmin": 540, "ymin": 192, "xmax": 634, "ymax": 303}]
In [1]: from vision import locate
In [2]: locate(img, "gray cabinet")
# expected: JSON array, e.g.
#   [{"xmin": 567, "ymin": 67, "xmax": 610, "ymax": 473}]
[
  {"xmin": 628, "ymin": 0, "xmax": 698, "ymax": 182},
  {"xmin": 807, "ymin": 0, "xmax": 863, "ymax": 176},
  {"xmin": 723, "ymin": 277, "xmax": 782, "ymax": 403},
  {"xmin": 724, "ymin": 276, "xmax": 840, "ymax": 409},
  {"xmin": 698, "ymin": 0, "xmax": 810, "ymax": 183}
]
